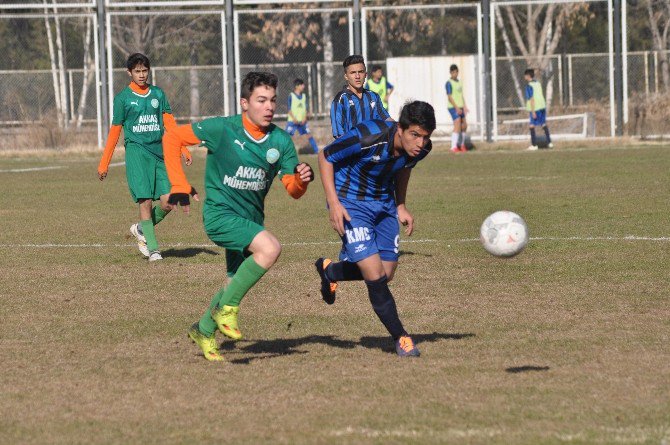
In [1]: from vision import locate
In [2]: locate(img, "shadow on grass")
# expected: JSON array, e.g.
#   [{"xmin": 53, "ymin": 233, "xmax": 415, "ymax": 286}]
[
  {"xmin": 505, "ymin": 365, "xmax": 550, "ymax": 374},
  {"xmin": 162, "ymin": 247, "xmax": 220, "ymax": 258},
  {"xmin": 224, "ymin": 332, "xmax": 475, "ymax": 365},
  {"xmin": 398, "ymin": 250, "xmax": 433, "ymax": 258}
]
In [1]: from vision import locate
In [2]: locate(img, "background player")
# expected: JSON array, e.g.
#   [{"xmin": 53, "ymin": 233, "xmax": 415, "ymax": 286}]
[
  {"xmin": 525, "ymin": 68, "xmax": 553, "ymax": 150},
  {"xmin": 446, "ymin": 64, "xmax": 468, "ymax": 153},
  {"xmin": 286, "ymin": 78, "xmax": 319, "ymax": 154},
  {"xmin": 365, "ymin": 65, "xmax": 394, "ymax": 111},
  {"xmin": 315, "ymin": 101, "xmax": 436, "ymax": 357},
  {"xmin": 162, "ymin": 72, "xmax": 314, "ymax": 362},
  {"xmin": 97, "ymin": 53, "xmax": 191, "ymax": 261},
  {"xmin": 330, "ymin": 55, "xmax": 390, "ymax": 139}
]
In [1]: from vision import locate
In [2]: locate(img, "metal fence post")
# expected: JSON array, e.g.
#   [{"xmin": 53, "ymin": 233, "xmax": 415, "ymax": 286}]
[
  {"xmin": 613, "ymin": 0, "xmax": 624, "ymax": 136},
  {"xmin": 353, "ymin": 0, "xmax": 362, "ymax": 55},
  {"xmin": 482, "ymin": 0, "xmax": 493, "ymax": 142},
  {"xmin": 225, "ymin": 0, "xmax": 236, "ymax": 115},
  {"xmin": 96, "ymin": 0, "xmax": 108, "ymax": 138}
]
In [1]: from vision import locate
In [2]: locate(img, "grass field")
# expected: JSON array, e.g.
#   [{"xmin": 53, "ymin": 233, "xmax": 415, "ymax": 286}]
[{"xmin": 1, "ymin": 144, "xmax": 669, "ymax": 444}]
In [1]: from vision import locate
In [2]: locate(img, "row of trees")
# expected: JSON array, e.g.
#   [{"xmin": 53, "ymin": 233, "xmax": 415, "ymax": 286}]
[{"xmin": 0, "ymin": 0, "xmax": 669, "ymax": 128}]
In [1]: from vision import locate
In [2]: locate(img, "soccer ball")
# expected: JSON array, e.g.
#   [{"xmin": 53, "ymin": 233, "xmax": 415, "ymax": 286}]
[{"xmin": 480, "ymin": 211, "xmax": 529, "ymax": 257}]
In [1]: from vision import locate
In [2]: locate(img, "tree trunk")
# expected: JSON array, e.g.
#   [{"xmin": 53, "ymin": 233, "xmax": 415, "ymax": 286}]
[
  {"xmin": 189, "ymin": 47, "xmax": 200, "ymax": 121},
  {"xmin": 496, "ymin": 11, "xmax": 526, "ymax": 108},
  {"xmin": 53, "ymin": 0, "xmax": 68, "ymax": 129},
  {"xmin": 44, "ymin": 1, "xmax": 63, "ymax": 128},
  {"xmin": 76, "ymin": 17, "xmax": 94, "ymax": 128},
  {"xmin": 322, "ymin": 12, "xmax": 334, "ymax": 115},
  {"xmin": 646, "ymin": 0, "xmax": 670, "ymax": 91}
]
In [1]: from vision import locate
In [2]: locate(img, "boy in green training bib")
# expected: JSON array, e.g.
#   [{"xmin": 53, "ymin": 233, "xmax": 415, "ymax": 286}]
[
  {"xmin": 162, "ymin": 72, "xmax": 314, "ymax": 362},
  {"xmin": 97, "ymin": 53, "xmax": 191, "ymax": 261}
]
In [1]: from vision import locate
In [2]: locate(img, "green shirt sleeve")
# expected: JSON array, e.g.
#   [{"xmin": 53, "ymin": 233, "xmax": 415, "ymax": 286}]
[
  {"xmin": 192, "ymin": 117, "xmax": 225, "ymax": 152},
  {"xmin": 277, "ymin": 133, "xmax": 299, "ymax": 179},
  {"xmin": 159, "ymin": 88, "xmax": 172, "ymax": 114},
  {"xmin": 111, "ymin": 93, "xmax": 125, "ymax": 126}
]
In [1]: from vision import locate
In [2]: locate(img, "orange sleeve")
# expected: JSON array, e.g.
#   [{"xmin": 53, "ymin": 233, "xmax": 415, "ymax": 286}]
[
  {"xmin": 163, "ymin": 124, "xmax": 201, "ymax": 194},
  {"xmin": 281, "ymin": 173, "xmax": 308, "ymax": 199},
  {"xmin": 97, "ymin": 125, "xmax": 122, "ymax": 174},
  {"xmin": 163, "ymin": 112, "xmax": 177, "ymax": 132},
  {"xmin": 180, "ymin": 146, "xmax": 192, "ymax": 161}
]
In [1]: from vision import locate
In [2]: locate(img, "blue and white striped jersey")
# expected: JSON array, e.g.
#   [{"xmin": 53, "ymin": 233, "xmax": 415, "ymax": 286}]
[
  {"xmin": 323, "ymin": 119, "xmax": 432, "ymax": 201},
  {"xmin": 330, "ymin": 88, "xmax": 391, "ymax": 139}
]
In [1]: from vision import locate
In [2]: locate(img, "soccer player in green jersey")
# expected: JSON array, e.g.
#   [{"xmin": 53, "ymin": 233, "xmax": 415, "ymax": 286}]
[
  {"xmin": 162, "ymin": 72, "xmax": 314, "ymax": 362},
  {"xmin": 98, "ymin": 53, "xmax": 191, "ymax": 261}
]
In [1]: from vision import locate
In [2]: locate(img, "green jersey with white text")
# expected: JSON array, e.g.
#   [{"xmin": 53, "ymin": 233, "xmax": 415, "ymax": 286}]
[
  {"xmin": 112, "ymin": 84, "xmax": 171, "ymax": 159},
  {"xmin": 192, "ymin": 115, "xmax": 300, "ymax": 222}
]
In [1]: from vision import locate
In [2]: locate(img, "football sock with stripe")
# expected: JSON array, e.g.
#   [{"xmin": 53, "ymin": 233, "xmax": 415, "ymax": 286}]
[
  {"xmin": 198, "ymin": 287, "xmax": 226, "ymax": 336},
  {"xmin": 140, "ymin": 219, "xmax": 159, "ymax": 252},
  {"xmin": 365, "ymin": 276, "xmax": 407, "ymax": 340},
  {"xmin": 216, "ymin": 255, "xmax": 267, "ymax": 308},
  {"xmin": 326, "ymin": 260, "xmax": 363, "ymax": 281},
  {"xmin": 543, "ymin": 126, "xmax": 552, "ymax": 143},
  {"xmin": 530, "ymin": 128, "xmax": 537, "ymax": 146},
  {"xmin": 151, "ymin": 206, "xmax": 168, "ymax": 226}
]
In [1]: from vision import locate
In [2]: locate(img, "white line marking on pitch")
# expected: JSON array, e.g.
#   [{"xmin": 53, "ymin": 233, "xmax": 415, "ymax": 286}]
[
  {"xmin": 1, "ymin": 236, "xmax": 668, "ymax": 249},
  {"xmin": 0, "ymin": 166, "xmax": 64, "ymax": 173}
]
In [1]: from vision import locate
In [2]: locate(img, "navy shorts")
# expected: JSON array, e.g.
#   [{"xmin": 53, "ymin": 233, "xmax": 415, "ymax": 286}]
[
  {"xmin": 448, "ymin": 108, "xmax": 465, "ymax": 121},
  {"xmin": 529, "ymin": 109, "xmax": 547, "ymax": 126},
  {"xmin": 286, "ymin": 122, "xmax": 310, "ymax": 136},
  {"xmin": 338, "ymin": 198, "xmax": 400, "ymax": 263}
]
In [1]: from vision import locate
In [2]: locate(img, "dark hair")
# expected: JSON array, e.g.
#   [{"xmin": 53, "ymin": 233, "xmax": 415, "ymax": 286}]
[
  {"xmin": 371, "ymin": 65, "xmax": 382, "ymax": 73},
  {"xmin": 241, "ymin": 72, "xmax": 278, "ymax": 100},
  {"xmin": 343, "ymin": 55, "xmax": 365, "ymax": 70},
  {"xmin": 398, "ymin": 101, "xmax": 436, "ymax": 133},
  {"xmin": 293, "ymin": 78, "xmax": 305, "ymax": 87},
  {"xmin": 524, "ymin": 68, "xmax": 535, "ymax": 78},
  {"xmin": 126, "ymin": 53, "xmax": 150, "ymax": 71},
  {"xmin": 450, "ymin": 64, "xmax": 458, "ymax": 72}
]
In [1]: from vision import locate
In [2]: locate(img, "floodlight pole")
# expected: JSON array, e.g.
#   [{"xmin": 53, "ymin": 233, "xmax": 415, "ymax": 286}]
[
  {"xmin": 225, "ymin": 0, "xmax": 237, "ymax": 115},
  {"xmin": 482, "ymin": 0, "xmax": 493, "ymax": 142},
  {"xmin": 613, "ymin": 0, "xmax": 624, "ymax": 136},
  {"xmin": 96, "ymin": 0, "xmax": 109, "ymax": 137},
  {"xmin": 353, "ymin": 0, "xmax": 362, "ymax": 55}
]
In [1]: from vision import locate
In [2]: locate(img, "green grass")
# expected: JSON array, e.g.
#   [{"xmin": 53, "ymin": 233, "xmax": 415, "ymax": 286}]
[{"xmin": 0, "ymin": 144, "xmax": 669, "ymax": 444}]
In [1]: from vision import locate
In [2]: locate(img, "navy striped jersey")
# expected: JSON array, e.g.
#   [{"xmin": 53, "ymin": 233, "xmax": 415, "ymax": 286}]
[
  {"xmin": 323, "ymin": 119, "xmax": 432, "ymax": 201},
  {"xmin": 330, "ymin": 88, "xmax": 391, "ymax": 139}
]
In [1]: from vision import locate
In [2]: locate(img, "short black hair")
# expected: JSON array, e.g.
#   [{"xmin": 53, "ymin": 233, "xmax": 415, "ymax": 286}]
[
  {"xmin": 398, "ymin": 101, "xmax": 436, "ymax": 133},
  {"xmin": 241, "ymin": 72, "xmax": 278, "ymax": 100},
  {"xmin": 343, "ymin": 55, "xmax": 365, "ymax": 70},
  {"xmin": 450, "ymin": 64, "xmax": 458, "ymax": 72},
  {"xmin": 293, "ymin": 78, "xmax": 305, "ymax": 87},
  {"xmin": 371, "ymin": 65, "xmax": 382, "ymax": 73},
  {"xmin": 126, "ymin": 53, "xmax": 150, "ymax": 71},
  {"xmin": 524, "ymin": 68, "xmax": 535, "ymax": 78}
]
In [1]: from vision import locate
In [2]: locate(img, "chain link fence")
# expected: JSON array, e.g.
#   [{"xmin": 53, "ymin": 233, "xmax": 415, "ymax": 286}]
[{"xmin": 1, "ymin": 0, "xmax": 669, "ymax": 149}]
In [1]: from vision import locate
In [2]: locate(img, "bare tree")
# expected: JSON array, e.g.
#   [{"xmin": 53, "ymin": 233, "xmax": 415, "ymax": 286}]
[
  {"xmin": 43, "ymin": 0, "xmax": 68, "ymax": 129},
  {"xmin": 75, "ymin": 16, "xmax": 95, "ymax": 128},
  {"xmin": 497, "ymin": 3, "xmax": 592, "ymax": 108},
  {"xmin": 645, "ymin": 0, "xmax": 670, "ymax": 91}
]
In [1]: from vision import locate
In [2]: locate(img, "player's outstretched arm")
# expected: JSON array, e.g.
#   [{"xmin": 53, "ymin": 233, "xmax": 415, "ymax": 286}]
[
  {"xmin": 97, "ymin": 125, "xmax": 122, "ymax": 181},
  {"xmin": 395, "ymin": 168, "xmax": 414, "ymax": 236},
  {"xmin": 162, "ymin": 124, "xmax": 201, "ymax": 213},
  {"xmin": 318, "ymin": 150, "xmax": 350, "ymax": 236}
]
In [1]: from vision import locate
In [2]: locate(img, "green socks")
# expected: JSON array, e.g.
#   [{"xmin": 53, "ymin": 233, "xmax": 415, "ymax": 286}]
[
  {"xmin": 196, "ymin": 256, "xmax": 267, "ymax": 336},
  {"xmin": 151, "ymin": 206, "xmax": 168, "ymax": 225},
  {"xmin": 198, "ymin": 287, "xmax": 226, "ymax": 337},
  {"xmin": 217, "ymin": 256, "xmax": 267, "ymax": 307},
  {"xmin": 140, "ymin": 219, "xmax": 158, "ymax": 252}
]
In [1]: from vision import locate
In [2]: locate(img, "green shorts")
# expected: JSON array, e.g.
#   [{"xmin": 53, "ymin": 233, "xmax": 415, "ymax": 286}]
[
  {"xmin": 204, "ymin": 210, "xmax": 265, "ymax": 276},
  {"xmin": 125, "ymin": 143, "xmax": 170, "ymax": 203}
]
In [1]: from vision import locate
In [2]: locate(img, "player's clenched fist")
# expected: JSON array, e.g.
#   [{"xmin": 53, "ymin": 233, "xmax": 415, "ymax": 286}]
[{"xmin": 294, "ymin": 162, "xmax": 314, "ymax": 183}]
